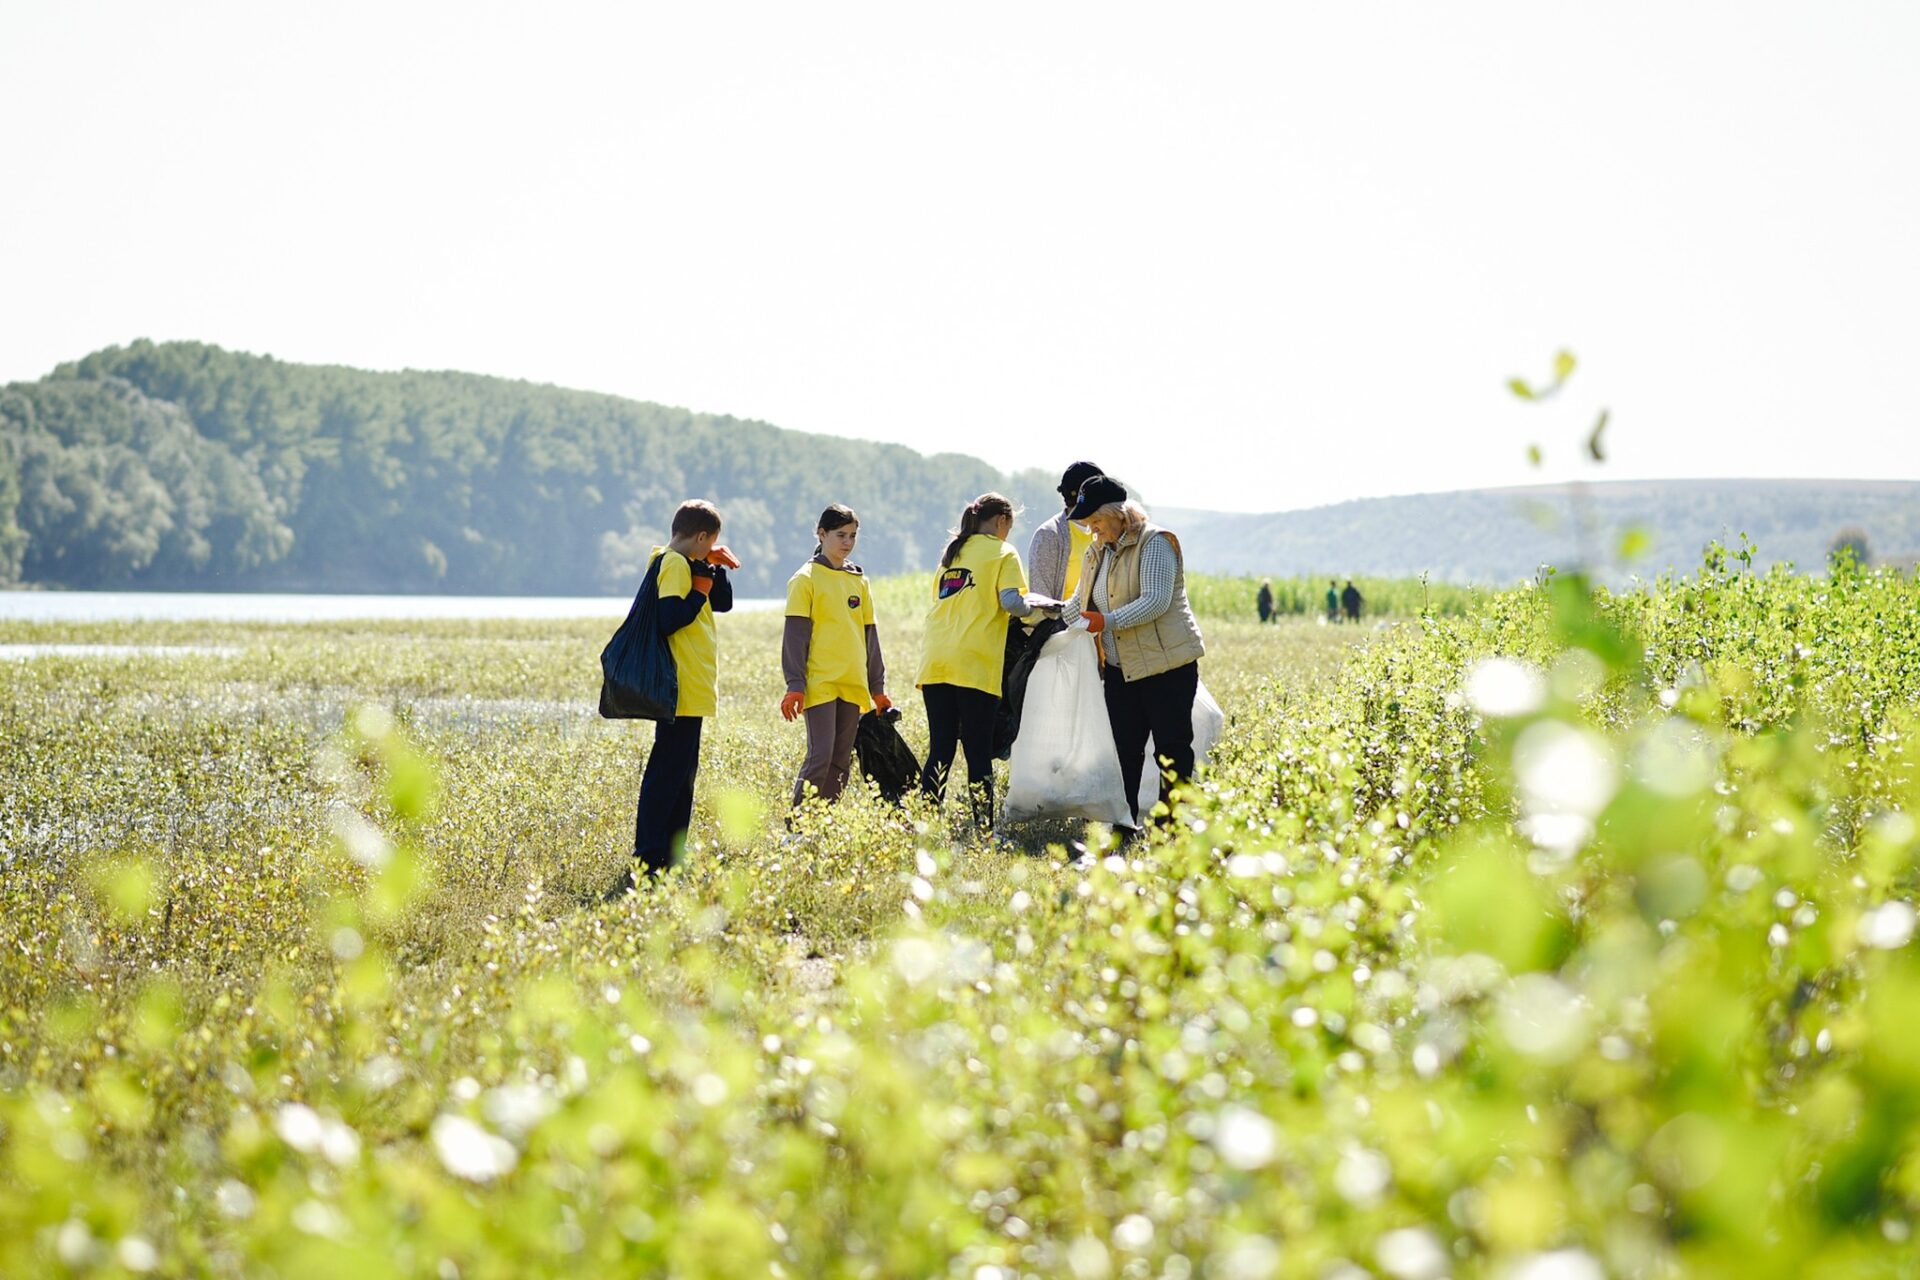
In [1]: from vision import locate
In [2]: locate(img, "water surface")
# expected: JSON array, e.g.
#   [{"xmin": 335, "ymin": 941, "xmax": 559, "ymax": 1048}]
[{"xmin": 0, "ymin": 591, "xmax": 781, "ymax": 624}]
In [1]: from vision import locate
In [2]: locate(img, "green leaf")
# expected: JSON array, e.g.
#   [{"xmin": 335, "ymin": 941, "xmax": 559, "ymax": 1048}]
[
  {"xmin": 1553, "ymin": 350, "xmax": 1577, "ymax": 383},
  {"xmin": 1619, "ymin": 526, "xmax": 1651, "ymax": 561},
  {"xmin": 1425, "ymin": 836, "xmax": 1571, "ymax": 972},
  {"xmin": 100, "ymin": 858, "xmax": 157, "ymax": 923},
  {"xmin": 368, "ymin": 846, "xmax": 427, "ymax": 921},
  {"xmin": 1586, "ymin": 409, "xmax": 1610, "ymax": 462},
  {"xmin": 1526, "ymin": 443, "xmax": 1543, "ymax": 467},
  {"xmin": 384, "ymin": 748, "xmax": 440, "ymax": 822},
  {"xmin": 715, "ymin": 787, "xmax": 768, "ymax": 846},
  {"xmin": 1507, "ymin": 378, "xmax": 1536, "ymax": 401}
]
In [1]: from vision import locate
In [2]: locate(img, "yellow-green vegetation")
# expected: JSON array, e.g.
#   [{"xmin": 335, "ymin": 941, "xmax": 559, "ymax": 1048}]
[
  {"xmin": 5, "ymin": 556, "xmax": 1920, "ymax": 1277},
  {"xmin": 872, "ymin": 572, "xmax": 1474, "ymax": 623},
  {"xmin": 1181, "ymin": 574, "xmax": 1478, "ymax": 621}
]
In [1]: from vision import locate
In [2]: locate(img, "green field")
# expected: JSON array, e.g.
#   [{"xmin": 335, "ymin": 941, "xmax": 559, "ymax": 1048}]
[{"xmin": 5, "ymin": 560, "xmax": 1920, "ymax": 1278}]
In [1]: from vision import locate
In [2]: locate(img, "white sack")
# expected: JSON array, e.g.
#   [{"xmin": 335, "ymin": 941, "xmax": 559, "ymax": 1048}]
[
  {"xmin": 1001, "ymin": 628, "xmax": 1133, "ymax": 825},
  {"xmin": 1134, "ymin": 679, "xmax": 1225, "ymax": 821}
]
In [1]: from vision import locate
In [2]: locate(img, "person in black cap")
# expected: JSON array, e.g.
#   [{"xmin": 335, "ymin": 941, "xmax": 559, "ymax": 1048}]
[
  {"xmin": 1059, "ymin": 475, "xmax": 1207, "ymax": 838},
  {"xmin": 1026, "ymin": 461, "xmax": 1105, "ymax": 606}
]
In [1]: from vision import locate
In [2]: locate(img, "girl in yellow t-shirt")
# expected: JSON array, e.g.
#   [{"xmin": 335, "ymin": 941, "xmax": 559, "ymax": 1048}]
[
  {"xmin": 781, "ymin": 504, "xmax": 890, "ymax": 809},
  {"xmin": 916, "ymin": 492, "xmax": 1034, "ymax": 828}
]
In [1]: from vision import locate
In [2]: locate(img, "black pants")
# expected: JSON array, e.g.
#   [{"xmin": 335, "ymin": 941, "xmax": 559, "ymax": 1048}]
[
  {"xmin": 920, "ymin": 682, "xmax": 998, "ymax": 825},
  {"xmin": 1103, "ymin": 660, "xmax": 1199, "ymax": 827},
  {"xmin": 635, "ymin": 716, "xmax": 702, "ymax": 875}
]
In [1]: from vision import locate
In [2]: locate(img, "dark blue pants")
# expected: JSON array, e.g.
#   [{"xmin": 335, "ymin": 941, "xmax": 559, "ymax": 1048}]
[{"xmin": 635, "ymin": 716, "xmax": 702, "ymax": 874}]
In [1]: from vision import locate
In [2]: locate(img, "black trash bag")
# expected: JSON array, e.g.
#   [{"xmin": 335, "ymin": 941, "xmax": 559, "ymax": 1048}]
[
  {"xmin": 855, "ymin": 706, "xmax": 921, "ymax": 804},
  {"xmin": 598, "ymin": 554, "xmax": 678, "ymax": 720},
  {"xmin": 993, "ymin": 617, "xmax": 1066, "ymax": 759}
]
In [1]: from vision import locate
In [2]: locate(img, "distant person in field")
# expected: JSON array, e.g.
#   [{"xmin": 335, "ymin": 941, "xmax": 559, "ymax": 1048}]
[
  {"xmin": 782, "ymin": 504, "xmax": 890, "ymax": 811},
  {"xmin": 1257, "ymin": 579, "xmax": 1274, "ymax": 624},
  {"xmin": 1326, "ymin": 580, "xmax": 1340, "ymax": 623},
  {"xmin": 1027, "ymin": 460, "xmax": 1104, "ymax": 606},
  {"xmin": 918, "ymin": 493, "xmax": 1034, "ymax": 829},
  {"xmin": 612, "ymin": 499, "xmax": 737, "ymax": 898},
  {"xmin": 1060, "ymin": 475, "xmax": 1206, "ymax": 837},
  {"xmin": 1342, "ymin": 579, "xmax": 1363, "ymax": 623}
]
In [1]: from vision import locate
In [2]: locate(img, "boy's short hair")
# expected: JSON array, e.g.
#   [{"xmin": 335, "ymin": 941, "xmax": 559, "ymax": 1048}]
[{"xmin": 670, "ymin": 500, "xmax": 723, "ymax": 538}]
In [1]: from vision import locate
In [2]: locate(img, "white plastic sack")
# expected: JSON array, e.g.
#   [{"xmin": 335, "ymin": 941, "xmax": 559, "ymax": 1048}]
[
  {"xmin": 1001, "ymin": 628, "xmax": 1133, "ymax": 825},
  {"xmin": 1134, "ymin": 679, "xmax": 1225, "ymax": 821}
]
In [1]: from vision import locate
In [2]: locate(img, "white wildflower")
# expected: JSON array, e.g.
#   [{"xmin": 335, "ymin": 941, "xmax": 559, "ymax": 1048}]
[
  {"xmin": 431, "ymin": 1114, "xmax": 518, "ymax": 1183},
  {"xmin": 1112, "ymin": 1214, "xmax": 1155, "ymax": 1251},
  {"xmin": 1212, "ymin": 1106, "xmax": 1277, "ymax": 1170},
  {"xmin": 1377, "ymin": 1226, "xmax": 1448, "ymax": 1280},
  {"xmin": 1464, "ymin": 658, "xmax": 1545, "ymax": 717},
  {"xmin": 1505, "ymin": 1248, "xmax": 1605, "ymax": 1280},
  {"xmin": 1859, "ymin": 902, "xmax": 1916, "ymax": 950}
]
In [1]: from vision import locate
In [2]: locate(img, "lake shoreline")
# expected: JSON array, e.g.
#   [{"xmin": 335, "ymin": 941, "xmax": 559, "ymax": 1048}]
[{"xmin": 0, "ymin": 590, "xmax": 785, "ymax": 624}]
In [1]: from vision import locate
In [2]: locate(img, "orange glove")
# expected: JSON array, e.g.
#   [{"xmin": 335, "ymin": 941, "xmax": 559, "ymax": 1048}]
[
  {"xmin": 1084, "ymin": 611, "xmax": 1106, "ymax": 635},
  {"xmin": 781, "ymin": 692, "xmax": 805, "ymax": 721},
  {"xmin": 691, "ymin": 571, "xmax": 715, "ymax": 595},
  {"xmin": 708, "ymin": 545, "xmax": 741, "ymax": 570},
  {"xmin": 872, "ymin": 693, "xmax": 893, "ymax": 714}
]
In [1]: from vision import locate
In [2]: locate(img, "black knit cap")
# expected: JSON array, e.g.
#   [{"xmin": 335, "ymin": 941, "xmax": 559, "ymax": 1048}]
[
  {"xmin": 1057, "ymin": 460, "xmax": 1104, "ymax": 500},
  {"xmin": 1066, "ymin": 474, "xmax": 1127, "ymax": 522}
]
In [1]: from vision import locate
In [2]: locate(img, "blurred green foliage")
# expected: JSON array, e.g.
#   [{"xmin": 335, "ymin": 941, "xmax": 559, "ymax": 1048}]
[{"xmin": 4, "ymin": 553, "xmax": 1920, "ymax": 1276}]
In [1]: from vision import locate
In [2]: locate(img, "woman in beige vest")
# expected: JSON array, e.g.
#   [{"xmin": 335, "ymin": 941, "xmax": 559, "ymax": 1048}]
[{"xmin": 1058, "ymin": 475, "xmax": 1206, "ymax": 836}]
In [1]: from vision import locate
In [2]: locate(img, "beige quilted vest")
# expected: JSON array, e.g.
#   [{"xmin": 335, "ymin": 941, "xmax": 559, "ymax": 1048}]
[{"xmin": 1077, "ymin": 524, "xmax": 1206, "ymax": 680}]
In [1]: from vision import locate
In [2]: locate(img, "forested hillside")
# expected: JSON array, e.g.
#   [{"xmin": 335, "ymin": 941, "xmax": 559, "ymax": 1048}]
[{"xmin": 0, "ymin": 341, "xmax": 1061, "ymax": 596}]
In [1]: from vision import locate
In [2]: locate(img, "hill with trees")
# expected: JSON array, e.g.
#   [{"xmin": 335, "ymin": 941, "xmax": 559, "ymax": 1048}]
[
  {"xmin": 3, "ymin": 341, "xmax": 1913, "ymax": 595},
  {"xmin": 0, "ymin": 341, "xmax": 1062, "ymax": 596}
]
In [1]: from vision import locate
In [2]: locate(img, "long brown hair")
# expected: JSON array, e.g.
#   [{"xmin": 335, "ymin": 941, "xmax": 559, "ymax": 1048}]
[
  {"xmin": 940, "ymin": 493, "xmax": 1015, "ymax": 569},
  {"xmin": 814, "ymin": 503, "xmax": 858, "ymax": 556}
]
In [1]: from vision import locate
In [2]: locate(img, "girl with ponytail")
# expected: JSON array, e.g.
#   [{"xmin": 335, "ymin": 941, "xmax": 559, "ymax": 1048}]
[
  {"xmin": 940, "ymin": 494, "xmax": 1013, "ymax": 569},
  {"xmin": 916, "ymin": 492, "xmax": 1034, "ymax": 829}
]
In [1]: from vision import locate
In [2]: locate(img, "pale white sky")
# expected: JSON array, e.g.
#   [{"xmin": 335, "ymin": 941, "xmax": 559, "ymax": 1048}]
[{"xmin": 3, "ymin": 2, "xmax": 1916, "ymax": 513}]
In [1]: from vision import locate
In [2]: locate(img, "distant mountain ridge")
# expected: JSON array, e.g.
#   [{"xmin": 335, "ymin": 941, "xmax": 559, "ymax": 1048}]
[
  {"xmin": 1161, "ymin": 478, "xmax": 1920, "ymax": 583},
  {"xmin": 2, "ymin": 341, "xmax": 1911, "ymax": 594}
]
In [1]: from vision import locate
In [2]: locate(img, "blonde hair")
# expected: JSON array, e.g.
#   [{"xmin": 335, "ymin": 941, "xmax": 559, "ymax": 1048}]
[{"xmin": 1088, "ymin": 500, "xmax": 1148, "ymax": 541}]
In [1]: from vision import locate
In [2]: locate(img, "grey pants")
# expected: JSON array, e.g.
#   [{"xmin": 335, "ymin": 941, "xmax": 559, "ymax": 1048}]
[{"xmin": 793, "ymin": 698, "xmax": 862, "ymax": 806}]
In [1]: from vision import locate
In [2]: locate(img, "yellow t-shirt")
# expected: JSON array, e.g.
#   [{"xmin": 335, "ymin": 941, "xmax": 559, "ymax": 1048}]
[
  {"xmin": 917, "ymin": 534, "xmax": 1028, "ymax": 696},
  {"xmin": 654, "ymin": 548, "xmax": 718, "ymax": 718},
  {"xmin": 1062, "ymin": 520, "xmax": 1094, "ymax": 601},
  {"xmin": 786, "ymin": 560, "xmax": 876, "ymax": 712}
]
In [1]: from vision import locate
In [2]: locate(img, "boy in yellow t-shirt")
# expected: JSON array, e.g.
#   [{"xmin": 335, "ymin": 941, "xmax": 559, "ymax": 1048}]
[
  {"xmin": 780, "ymin": 504, "xmax": 890, "ymax": 810},
  {"xmin": 916, "ymin": 492, "xmax": 1034, "ymax": 828},
  {"xmin": 611, "ymin": 499, "xmax": 737, "ymax": 898}
]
